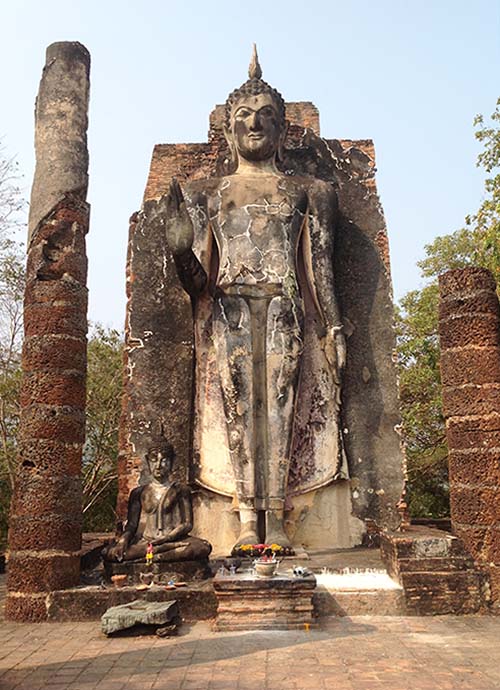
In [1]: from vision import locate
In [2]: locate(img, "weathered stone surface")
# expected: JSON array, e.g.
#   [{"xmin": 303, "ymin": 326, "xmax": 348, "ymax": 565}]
[
  {"xmin": 101, "ymin": 599, "xmax": 179, "ymax": 636},
  {"xmin": 439, "ymin": 266, "xmax": 497, "ymax": 297},
  {"xmin": 19, "ymin": 404, "xmax": 86, "ymax": 444},
  {"xmin": 7, "ymin": 553, "xmax": 80, "ymax": 593},
  {"xmin": 8, "ymin": 514, "xmax": 82, "ymax": 552},
  {"xmin": 439, "ymin": 314, "xmax": 500, "ymax": 349},
  {"xmin": 4, "ymin": 594, "xmax": 49, "ymax": 622},
  {"xmin": 15, "ymin": 439, "xmax": 82, "ymax": 477},
  {"xmin": 446, "ymin": 413, "xmax": 500, "ymax": 450},
  {"xmin": 441, "ymin": 347, "xmax": 500, "ymax": 387},
  {"xmin": 6, "ymin": 42, "xmax": 90, "ymax": 622},
  {"xmin": 118, "ymin": 207, "xmax": 193, "ymax": 518},
  {"xmin": 442, "ymin": 383, "xmax": 500, "ymax": 418},
  {"xmin": 10, "ymin": 475, "xmax": 82, "ymax": 517},
  {"xmin": 451, "ymin": 486, "xmax": 500, "ymax": 525},
  {"xmin": 439, "ymin": 288, "xmax": 500, "ymax": 320},
  {"xmin": 448, "ymin": 449, "xmax": 500, "ymax": 486},
  {"xmin": 438, "ymin": 267, "xmax": 500, "ymax": 610},
  {"xmin": 28, "ymin": 41, "xmax": 90, "ymax": 247},
  {"xmin": 20, "ymin": 371, "xmax": 86, "ymax": 408}
]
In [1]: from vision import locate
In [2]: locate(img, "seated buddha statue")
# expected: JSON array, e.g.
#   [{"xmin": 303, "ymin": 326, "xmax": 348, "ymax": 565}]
[{"xmin": 103, "ymin": 440, "xmax": 211, "ymax": 563}]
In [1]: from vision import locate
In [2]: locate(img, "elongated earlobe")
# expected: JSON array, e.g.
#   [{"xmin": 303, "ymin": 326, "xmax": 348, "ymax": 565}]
[
  {"xmin": 277, "ymin": 119, "xmax": 290, "ymax": 163},
  {"xmin": 223, "ymin": 123, "xmax": 238, "ymax": 172}
]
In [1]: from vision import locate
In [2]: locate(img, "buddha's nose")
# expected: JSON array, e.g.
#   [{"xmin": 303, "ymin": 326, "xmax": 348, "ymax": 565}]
[{"xmin": 249, "ymin": 111, "xmax": 262, "ymax": 130}]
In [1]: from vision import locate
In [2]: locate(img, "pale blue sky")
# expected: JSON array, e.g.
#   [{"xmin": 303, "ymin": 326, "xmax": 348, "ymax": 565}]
[{"xmin": 1, "ymin": 0, "xmax": 498, "ymax": 329}]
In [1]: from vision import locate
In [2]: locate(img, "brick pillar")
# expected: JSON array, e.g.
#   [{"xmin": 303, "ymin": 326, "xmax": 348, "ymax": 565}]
[
  {"xmin": 6, "ymin": 42, "xmax": 90, "ymax": 621},
  {"xmin": 438, "ymin": 267, "xmax": 500, "ymax": 609}
]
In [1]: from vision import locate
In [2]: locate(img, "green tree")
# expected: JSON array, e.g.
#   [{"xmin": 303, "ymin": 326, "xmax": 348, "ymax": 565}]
[
  {"xmin": 396, "ymin": 284, "xmax": 449, "ymax": 517},
  {"xmin": 83, "ymin": 325, "xmax": 123, "ymax": 532},
  {"xmin": 0, "ymin": 143, "xmax": 25, "ymax": 548},
  {"xmin": 398, "ymin": 98, "xmax": 500, "ymax": 518}
]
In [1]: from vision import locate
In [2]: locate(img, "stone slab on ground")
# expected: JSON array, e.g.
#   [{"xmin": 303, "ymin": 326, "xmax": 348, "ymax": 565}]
[
  {"xmin": 213, "ymin": 570, "xmax": 316, "ymax": 631},
  {"xmin": 101, "ymin": 599, "xmax": 179, "ymax": 635}
]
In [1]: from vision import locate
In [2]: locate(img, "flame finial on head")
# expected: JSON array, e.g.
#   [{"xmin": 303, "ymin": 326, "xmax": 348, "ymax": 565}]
[{"xmin": 248, "ymin": 43, "xmax": 262, "ymax": 80}]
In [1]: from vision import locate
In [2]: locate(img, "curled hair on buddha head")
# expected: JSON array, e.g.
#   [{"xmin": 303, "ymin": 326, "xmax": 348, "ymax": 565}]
[
  {"xmin": 146, "ymin": 422, "xmax": 175, "ymax": 466},
  {"xmin": 224, "ymin": 44, "xmax": 286, "ymax": 129}
]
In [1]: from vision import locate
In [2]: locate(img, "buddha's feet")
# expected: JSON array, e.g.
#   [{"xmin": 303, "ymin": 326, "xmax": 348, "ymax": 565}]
[
  {"xmin": 232, "ymin": 529, "xmax": 260, "ymax": 552},
  {"xmin": 265, "ymin": 528, "xmax": 292, "ymax": 550},
  {"xmin": 265, "ymin": 509, "xmax": 292, "ymax": 550}
]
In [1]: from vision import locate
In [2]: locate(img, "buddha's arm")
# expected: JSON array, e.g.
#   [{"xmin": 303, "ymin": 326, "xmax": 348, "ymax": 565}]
[
  {"xmin": 172, "ymin": 248, "xmax": 207, "ymax": 297},
  {"xmin": 110, "ymin": 486, "xmax": 143, "ymax": 560},
  {"xmin": 163, "ymin": 178, "xmax": 210, "ymax": 298},
  {"xmin": 122, "ymin": 486, "xmax": 143, "ymax": 540},
  {"xmin": 303, "ymin": 180, "xmax": 346, "ymax": 375}
]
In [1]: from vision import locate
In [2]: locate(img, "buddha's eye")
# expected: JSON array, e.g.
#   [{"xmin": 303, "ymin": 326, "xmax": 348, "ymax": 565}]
[
  {"xmin": 235, "ymin": 108, "xmax": 252, "ymax": 120},
  {"xmin": 259, "ymin": 106, "xmax": 275, "ymax": 118}
]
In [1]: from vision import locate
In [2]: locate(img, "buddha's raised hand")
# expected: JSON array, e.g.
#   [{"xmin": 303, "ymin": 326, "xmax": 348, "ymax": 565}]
[{"xmin": 163, "ymin": 178, "xmax": 194, "ymax": 255}]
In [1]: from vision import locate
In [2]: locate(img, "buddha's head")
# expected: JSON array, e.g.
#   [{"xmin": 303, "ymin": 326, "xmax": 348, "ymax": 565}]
[
  {"xmin": 224, "ymin": 45, "xmax": 288, "ymax": 166},
  {"xmin": 146, "ymin": 440, "xmax": 174, "ymax": 483}
]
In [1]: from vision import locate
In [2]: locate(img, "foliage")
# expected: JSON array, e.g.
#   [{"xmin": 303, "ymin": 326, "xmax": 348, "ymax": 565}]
[
  {"xmin": 83, "ymin": 325, "xmax": 123, "ymax": 532},
  {"xmin": 398, "ymin": 99, "xmax": 500, "ymax": 518},
  {"xmin": 396, "ymin": 285, "xmax": 449, "ymax": 517},
  {"xmin": 0, "ymin": 143, "xmax": 25, "ymax": 549}
]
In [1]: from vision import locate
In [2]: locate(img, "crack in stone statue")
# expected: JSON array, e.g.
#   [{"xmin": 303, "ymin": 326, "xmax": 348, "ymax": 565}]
[
  {"xmin": 153, "ymin": 46, "xmax": 345, "ymax": 550},
  {"xmin": 103, "ymin": 440, "xmax": 211, "ymax": 563}
]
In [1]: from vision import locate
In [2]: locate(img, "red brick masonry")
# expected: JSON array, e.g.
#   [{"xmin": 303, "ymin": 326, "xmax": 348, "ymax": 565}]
[
  {"xmin": 6, "ymin": 200, "xmax": 89, "ymax": 621},
  {"xmin": 438, "ymin": 267, "xmax": 500, "ymax": 610}
]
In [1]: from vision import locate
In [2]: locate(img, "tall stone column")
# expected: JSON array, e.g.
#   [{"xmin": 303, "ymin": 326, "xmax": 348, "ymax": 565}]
[
  {"xmin": 438, "ymin": 267, "xmax": 500, "ymax": 610},
  {"xmin": 6, "ymin": 42, "xmax": 90, "ymax": 621}
]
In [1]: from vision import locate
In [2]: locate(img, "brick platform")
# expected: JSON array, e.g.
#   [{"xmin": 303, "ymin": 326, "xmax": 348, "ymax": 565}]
[
  {"xmin": 213, "ymin": 571, "xmax": 316, "ymax": 631},
  {"xmin": 380, "ymin": 526, "xmax": 486, "ymax": 614}
]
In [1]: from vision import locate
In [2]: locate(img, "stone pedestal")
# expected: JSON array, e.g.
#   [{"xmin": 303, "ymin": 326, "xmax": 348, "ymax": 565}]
[
  {"xmin": 213, "ymin": 570, "xmax": 316, "ymax": 630},
  {"xmin": 104, "ymin": 559, "xmax": 211, "ymax": 584},
  {"xmin": 380, "ymin": 526, "xmax": 485, "ymax": 615},
  {"xmin": 438, "ymin": 268, "xmax": 500, "ymax": 610}
]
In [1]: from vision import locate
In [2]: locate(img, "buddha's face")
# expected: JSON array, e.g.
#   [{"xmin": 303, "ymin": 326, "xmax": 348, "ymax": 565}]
[
  {"xmin": 147, "ymin": 447, "xmax": 172, "ymax": 482},
  {"xmin": 230, "ymin": 93, "xmax": 283, "ymax": 162}
]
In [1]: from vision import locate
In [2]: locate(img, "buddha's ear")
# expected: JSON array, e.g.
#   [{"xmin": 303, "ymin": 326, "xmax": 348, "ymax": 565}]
[
  {"xmin": 277, "ymin": 119, "xmax": 290, "ymax": 164},
  {"xmin": 223, "ymin": 123, "xmax": 238, "ymax": 173}
]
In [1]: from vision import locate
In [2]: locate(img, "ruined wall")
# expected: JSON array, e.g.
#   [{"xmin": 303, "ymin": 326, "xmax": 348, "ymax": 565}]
[
  {"xmin": 119, "ymin": 101, "xmax": 405, "ymax": 551},
  {"xmin": 438, "ymin": 267, "xmax": 500, "ymax": 610},
  {"xmin": 6, "ymin": 42, "xmax": 90, "ymax": 621}
]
